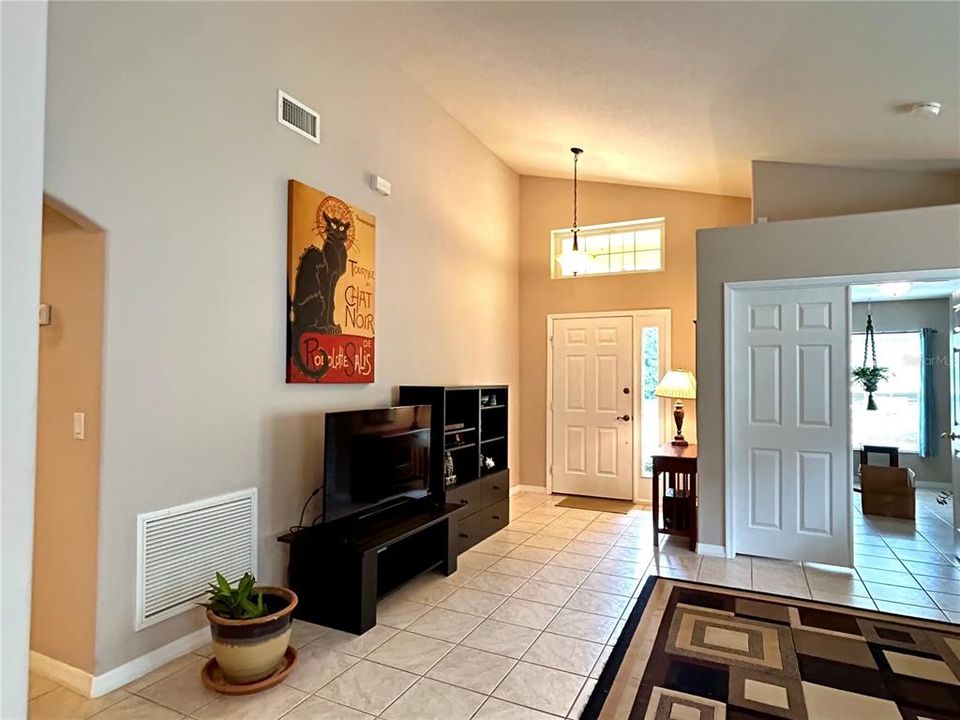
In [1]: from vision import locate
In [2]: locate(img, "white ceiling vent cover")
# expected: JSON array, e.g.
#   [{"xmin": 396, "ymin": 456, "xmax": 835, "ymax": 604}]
[
  {"xmin": 136, "ymin": 488, "xmax": 258, "ymax": 630},
  {"xmin": 278, "ymin": 90, "xmax": 320, "ymax": 143}
]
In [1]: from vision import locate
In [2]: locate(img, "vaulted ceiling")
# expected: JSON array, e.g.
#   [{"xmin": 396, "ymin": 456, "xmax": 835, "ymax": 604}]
[{"xmin": 354, "ymin": 2, "xmax": 960, "ymax": 197}]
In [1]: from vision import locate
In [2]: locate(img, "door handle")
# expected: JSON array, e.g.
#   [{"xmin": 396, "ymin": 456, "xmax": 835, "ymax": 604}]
[
  {"xmin": 942, "ymin": 432, "xmax": 960, "ymax": 441},
  {"xmin": 616, "ymin": 414, "xmax": 631, "ymax": 422}
]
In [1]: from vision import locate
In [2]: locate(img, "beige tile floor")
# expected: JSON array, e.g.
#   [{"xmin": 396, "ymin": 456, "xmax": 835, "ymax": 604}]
[{"xmin": 28, "ymin": 488, "xmax": 960, "ymax": 719}]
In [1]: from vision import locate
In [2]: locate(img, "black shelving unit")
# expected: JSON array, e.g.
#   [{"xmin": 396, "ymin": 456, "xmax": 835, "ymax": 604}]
[{"xmin": 398, "ymin": 385, "xmax": 510, "ymax": 552}]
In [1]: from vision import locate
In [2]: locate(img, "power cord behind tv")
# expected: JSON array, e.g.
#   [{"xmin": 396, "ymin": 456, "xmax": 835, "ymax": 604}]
[{"xmin": 290, "ymin": 487, "xmax": 322, "ymax": 534}]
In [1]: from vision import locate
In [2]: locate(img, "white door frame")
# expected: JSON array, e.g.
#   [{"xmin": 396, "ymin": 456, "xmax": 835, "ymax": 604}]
[
  {"xmin": 724, "ymin": 268, "xmax": 960, "ymax": 558},
  {"xmin": 546, "ymin": 309, "xmax": 672, "ymax": 502}
]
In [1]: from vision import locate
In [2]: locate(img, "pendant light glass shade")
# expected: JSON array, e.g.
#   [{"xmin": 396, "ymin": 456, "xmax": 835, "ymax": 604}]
[
  {"xmin": 557, "ymin": 231, "xmax": 591, "ymax": 276},
  {"xmin": 556, "ymin": 147, "xmax": 590, "ymax": 277}
]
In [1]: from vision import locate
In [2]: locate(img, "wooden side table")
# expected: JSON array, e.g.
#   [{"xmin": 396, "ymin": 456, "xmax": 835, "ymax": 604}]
[{"xmin": 651, "ymin": 443, "xmax": 697, "ymax": 551}]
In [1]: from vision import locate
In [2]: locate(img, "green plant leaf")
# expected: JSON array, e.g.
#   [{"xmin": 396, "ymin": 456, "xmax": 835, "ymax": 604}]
[
  {"xmin": 203, "ymin": 570, "xmax": 267, "ymax": 620},
  {"xmin": 215, "ymin": 572, "xmax": 232, "ymax": 596}
]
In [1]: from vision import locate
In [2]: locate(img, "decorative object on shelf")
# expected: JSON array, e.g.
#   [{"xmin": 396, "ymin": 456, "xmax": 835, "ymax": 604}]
[
  {"xmin": 443, "ymin": 451, "xmax": 457, "ymax": 487},
  {"xmin": 444, "ymin": 422, "xmax": 466, "ymax": 432},
  {"xmin": 481, "ymin": 394, "xmax": 496, "ymax": 407},
  {"xmin": 201, "ymin": 572, "xmax": 298, "ymax": 693},
  {"xmin": 852, "ymin": 309, "xmax": 888, "ymax": 410},
  {"xmin": 481, "ymin": 454, "xmax": 496, "ymax": 471},
  {"xmin": 655, "ymin": 369, "xmax": 697, "ymax": 446},
  {"xmin": 287, "ymin": 180, "xmax": 375, "ymax": 384},
  {"xmin": 555, "ymin": 147, "xmax": 592, "ymax": 277}
]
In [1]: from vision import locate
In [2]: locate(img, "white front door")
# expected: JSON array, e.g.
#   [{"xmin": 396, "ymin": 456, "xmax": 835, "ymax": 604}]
[
  {"xmin": 730, "ymin": 285, "xmax": 852, "ymax": 565},
  {"xmin": 950, "ymin": 290, "xmax": 960, "ymax": 560},
  {"xmin": 552, "ymin": 315, "xmax": 633, "ymax": 499}
]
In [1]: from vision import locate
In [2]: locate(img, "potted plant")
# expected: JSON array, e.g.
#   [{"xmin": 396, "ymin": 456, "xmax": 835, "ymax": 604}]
[
  {"xmin": 852, "ymin": 365, "xmax": 889, "ymax": 410},
  {"xmin": 202, "ymin": 572, "xmax": 297, "ymax": 685}
]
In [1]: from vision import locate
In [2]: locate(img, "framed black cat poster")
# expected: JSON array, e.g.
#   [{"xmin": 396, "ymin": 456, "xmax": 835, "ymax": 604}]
[{"xmin": 287, "ymin": 180, "xmax": 375, "ymax": 383}]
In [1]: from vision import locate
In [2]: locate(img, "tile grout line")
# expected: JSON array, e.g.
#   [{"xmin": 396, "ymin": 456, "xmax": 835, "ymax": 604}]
[{"xmin": 858, "ymin": 500, "xmax": 951, "ymax": 619}]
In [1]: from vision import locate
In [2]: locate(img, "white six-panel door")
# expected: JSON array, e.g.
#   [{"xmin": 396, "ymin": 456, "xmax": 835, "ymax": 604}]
[
  {"xmin": 730, "ymin": 285, "xmax": 852, "ymax": 566},
  {"xmin": 552, "ymin": 316, "xmax": 633, "ymax": 499}
]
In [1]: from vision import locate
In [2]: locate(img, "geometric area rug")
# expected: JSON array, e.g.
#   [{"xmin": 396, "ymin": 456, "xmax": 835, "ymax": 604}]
[{"xmin": 582, "ymin": 576, "xmax": 960, "ymax": 719}]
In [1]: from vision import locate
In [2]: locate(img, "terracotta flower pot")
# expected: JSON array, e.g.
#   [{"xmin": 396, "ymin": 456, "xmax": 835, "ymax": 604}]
[{"xmin": 206, "ymin": 587, "xmax": 297, "ymax": 685}]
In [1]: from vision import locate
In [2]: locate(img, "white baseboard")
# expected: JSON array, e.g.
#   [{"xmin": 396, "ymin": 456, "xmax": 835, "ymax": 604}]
[
  {"xmin": 30, "ymin": 651, "xmax": 93, "ymax": 696},
  {"xmin": 696, "ymin": 543, "xmax": 726, "ymax": 557},
  {"xmin": 91, "ymin": 626, "xmax": 210, "ymax": 697},
  {"xmin": 32, "ymin": 626, "xmax": 210, "ymax": 698},
  {"xmin": 511, "ymin": 484, "xmax": 547, "ymax": 496}
]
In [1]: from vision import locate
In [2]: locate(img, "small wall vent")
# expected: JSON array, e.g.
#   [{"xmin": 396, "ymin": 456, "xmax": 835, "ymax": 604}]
[
  {"xmin": 136, "ymin": 488, "xmax": 257, "ymax": 630},
  {"xmin": 278, "ymin": 90, "xmax": 320, "ymax": 143}
]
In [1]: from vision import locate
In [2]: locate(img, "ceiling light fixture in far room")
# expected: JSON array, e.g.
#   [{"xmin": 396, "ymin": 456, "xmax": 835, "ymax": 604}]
[
  {"xmin": 556, "ymin": 147, "xmax": 591, "ymax": 278},
  {"xmin": 878, "ymin": 282, "xmax": 913, "ymax": 298},
  {"xmin": 909, "ymin": 101, "xmax": 942, "ymax": 117}
]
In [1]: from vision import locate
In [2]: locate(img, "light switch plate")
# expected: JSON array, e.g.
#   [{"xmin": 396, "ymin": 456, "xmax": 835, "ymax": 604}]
[{"xmin": 73, "ymin": 412, "xmax": 85, "ymax": 440}]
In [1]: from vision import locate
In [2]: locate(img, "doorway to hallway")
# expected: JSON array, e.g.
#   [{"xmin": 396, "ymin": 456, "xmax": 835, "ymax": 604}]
[{"xmin": 725, "ymin": 269, "xmax": 960, "ymax": 569}]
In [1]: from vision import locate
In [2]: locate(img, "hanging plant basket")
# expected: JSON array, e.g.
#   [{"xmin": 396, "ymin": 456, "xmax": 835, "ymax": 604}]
[
  {"xmin": 851, "ymin": 365, "xmax": 888, "ymax": 410},
  {"xmin": 853, "ymin": 311, "xmax": 888, "ymax": 410}
]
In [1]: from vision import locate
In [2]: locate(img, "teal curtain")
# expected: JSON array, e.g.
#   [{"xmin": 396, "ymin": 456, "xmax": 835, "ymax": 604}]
[{"xmin": 919, "ymin": 328, "xmax": 937, "ymax": 458}]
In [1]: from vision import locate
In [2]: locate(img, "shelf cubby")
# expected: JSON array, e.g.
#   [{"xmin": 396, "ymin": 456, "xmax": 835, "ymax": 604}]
[{"xmin": 398, "ymin": 385, "xmax": 509, "ymax": 551}]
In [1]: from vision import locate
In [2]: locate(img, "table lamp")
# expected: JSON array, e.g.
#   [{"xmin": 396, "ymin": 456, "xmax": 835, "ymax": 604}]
[{"xmin": 655, "ymin": 369, "xmax": 697, "ymax": 447}]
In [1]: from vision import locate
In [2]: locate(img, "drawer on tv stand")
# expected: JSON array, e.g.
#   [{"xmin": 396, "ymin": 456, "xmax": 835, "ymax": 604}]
[
  {"xmin": 446, "ymin": 470, "xmax": 509, "ymax": 511},
  {"xmin": 457, "ymin": 499, "xmax": 509, "ymax": 553},
  {"xmin": 480, "ymin": 470, "xmax": 509, "ymax": 507},
  {"xmin": 445, "ymin": 478, "xmax": 486, "ymax": 513}
]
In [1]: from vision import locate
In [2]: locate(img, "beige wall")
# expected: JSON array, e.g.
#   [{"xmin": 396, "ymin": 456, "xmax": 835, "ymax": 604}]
[
  {"xmin": 45, "ymin": 2, "xmax": 519, "ymax": 674},
  {"xmin": 519, "ymin": 176, "xmax": 750, "ymax": 489},
  {"xmin": 1, "ymin": 1, "xmax": 47, "ymax": 713},
  {"xmin": 31, "ymin": 205, "xmax": 105, "ymax": 673},
  {"xmin": 697, "ymin": 205, "xmax": 960, "ymax": 547},
  {"xmin": 752, "ymin": 161, "xmax": 960, "ymax": 222},
  {"xmin": 851, "ymin": 298, "xmax": 953, "ymax": 485}
]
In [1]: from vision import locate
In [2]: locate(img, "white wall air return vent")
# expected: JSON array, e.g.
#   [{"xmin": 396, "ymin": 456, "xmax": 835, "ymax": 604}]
[
  {"xmin": 136, "ymin": 489, "xmax": 257, "ymax": 630},
  {"xmin": 278, "ymin": 90, "xmax": 320, "ymax": 143}
]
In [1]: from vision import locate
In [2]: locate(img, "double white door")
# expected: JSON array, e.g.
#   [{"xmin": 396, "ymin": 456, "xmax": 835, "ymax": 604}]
[
  {"xmin": 551, "ymin": 316, "xmax": 634, "ymax": 499},
  {"xmin": 730, "ymin": 286, "xmax": 852, "ymax": 566}
]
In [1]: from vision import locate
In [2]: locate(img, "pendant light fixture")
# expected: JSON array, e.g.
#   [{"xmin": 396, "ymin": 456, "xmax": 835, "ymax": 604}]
[{"xmin": 556, "ymin": 147, "xmax": 591, "ymax": 277}]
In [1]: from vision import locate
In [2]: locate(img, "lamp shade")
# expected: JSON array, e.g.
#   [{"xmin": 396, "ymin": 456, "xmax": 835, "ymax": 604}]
[
  {"xmin": 557, "ymin": 247, "xmax": 591, "ymax": 277},
  {"xmin": 655, "ymin": 370, "xmax": 697, "ymax": 400}
]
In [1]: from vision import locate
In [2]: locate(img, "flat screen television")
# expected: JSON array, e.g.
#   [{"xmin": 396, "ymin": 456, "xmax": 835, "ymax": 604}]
[{"xmin": 323, "ymin": 405, "xmax": 432, "ymax": 523}]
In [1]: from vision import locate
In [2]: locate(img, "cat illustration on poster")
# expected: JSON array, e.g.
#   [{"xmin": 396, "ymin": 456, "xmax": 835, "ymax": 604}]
[
  {"xmin": 287, "ymin": 181, "xmax": 376, "ymax": 384},
  {"xmin": 290, "ymin": 212, "xmax": 350, "ymax": 378}
]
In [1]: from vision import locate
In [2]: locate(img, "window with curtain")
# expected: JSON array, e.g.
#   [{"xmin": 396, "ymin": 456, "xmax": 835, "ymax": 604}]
[{"xmin": 850, "ymin": 331, "xmax": 921, "ymax": 452}]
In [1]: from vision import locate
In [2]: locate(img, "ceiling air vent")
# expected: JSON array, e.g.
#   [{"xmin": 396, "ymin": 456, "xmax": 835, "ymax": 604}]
[{"xmin": 278, "ymin": 90, "xmax": 320, "ymax": 144}]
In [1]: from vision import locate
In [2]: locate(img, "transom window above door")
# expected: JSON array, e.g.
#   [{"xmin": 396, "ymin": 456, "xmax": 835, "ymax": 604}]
[{"xmin": 550, "ymin": 217, "xmax": 665, "ymax": 279}]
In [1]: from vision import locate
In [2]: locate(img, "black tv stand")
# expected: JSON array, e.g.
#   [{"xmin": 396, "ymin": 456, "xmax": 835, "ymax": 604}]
[
  {"xmin": 278, "ymin": 499, "xmax": 462, "ymax": 634},
  {"xmin": 352, "ymin": 495, "xmax": 418, "ymax": 524}
]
